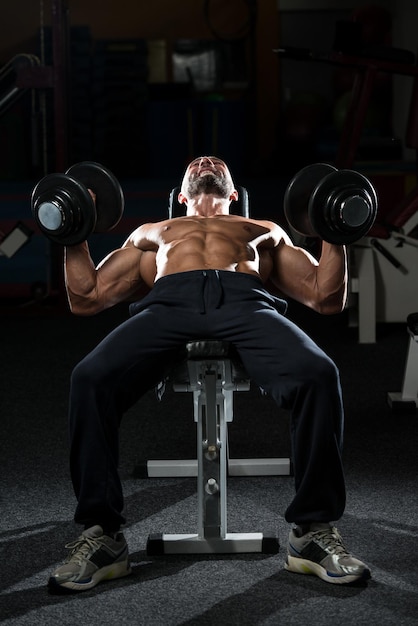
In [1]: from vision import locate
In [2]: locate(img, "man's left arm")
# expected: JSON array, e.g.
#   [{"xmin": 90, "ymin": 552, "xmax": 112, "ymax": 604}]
[{"xmin": 269, "ymin": 232, "xmax": 348, "ymax": 315}]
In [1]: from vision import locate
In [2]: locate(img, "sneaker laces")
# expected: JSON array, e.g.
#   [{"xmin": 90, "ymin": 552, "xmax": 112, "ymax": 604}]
[
  {"xmin": 64, "ymin": 536, "xmax": 102, "ymax": 566},
  {"xmin": 311, "ymin": 527, "xmax": 349, "ymax": 557}
]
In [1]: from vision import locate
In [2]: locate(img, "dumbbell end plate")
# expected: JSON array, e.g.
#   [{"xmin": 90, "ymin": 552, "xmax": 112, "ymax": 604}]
[
  {"xmin": 37, "ymin": 201, "xmax": 64, "ymax": 231},
  {"xmin": 31, "ymin": 173, "xmax": 96, "ymax": 245},
  {"xmin": 309, "ymin": 170, "xmax": 378, "ymax": 244}
]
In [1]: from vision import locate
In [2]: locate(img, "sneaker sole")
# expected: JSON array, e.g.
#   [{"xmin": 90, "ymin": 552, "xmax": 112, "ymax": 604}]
[
  {"xmin": 48, "ymin": 560, "xmax": 132, "ymax": 594},
  {"xmin": 285, "ymin": 555, "xmax": 371, "ymax": 585}
]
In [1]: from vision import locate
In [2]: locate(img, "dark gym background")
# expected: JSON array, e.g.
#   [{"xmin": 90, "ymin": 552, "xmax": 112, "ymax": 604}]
[{"xmin": 1, "ymin": 1, "xmax": 417, "ymax": 624}]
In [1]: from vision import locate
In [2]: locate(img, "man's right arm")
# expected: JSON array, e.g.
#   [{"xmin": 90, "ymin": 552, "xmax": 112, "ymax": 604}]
[{"xmin": 64, "ymin": 240, "xmax": 147, "ymax": 316}]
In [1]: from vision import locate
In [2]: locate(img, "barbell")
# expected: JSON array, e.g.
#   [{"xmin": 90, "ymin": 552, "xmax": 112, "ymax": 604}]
[
  {"xmin": 283, "ymin": 163, "xmax": 378, "ymax": 244},
  {"xmin": 31, "ymin": 161, "xmax": 124, "ymax": 245}
]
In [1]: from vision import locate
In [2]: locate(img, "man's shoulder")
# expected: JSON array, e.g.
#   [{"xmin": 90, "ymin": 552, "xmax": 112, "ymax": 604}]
[{"xmin": 245, "ymin": 216, "xmax": 283, "ymax": 230}]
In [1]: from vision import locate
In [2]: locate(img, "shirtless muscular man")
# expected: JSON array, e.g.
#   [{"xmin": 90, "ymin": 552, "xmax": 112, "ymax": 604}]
[{"xmin": 49, "ymin": 156, "xmax": 370, "ymax": 593}]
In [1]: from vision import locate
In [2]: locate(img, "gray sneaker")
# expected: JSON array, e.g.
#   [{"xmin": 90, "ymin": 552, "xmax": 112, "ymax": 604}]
[
  {"xmin": 285, "ymin": 523, "xmax": 371, "ymax": 584},
  {"xmin": 48, "ymin": 525, "xmax": 132, "ymax": 593}
]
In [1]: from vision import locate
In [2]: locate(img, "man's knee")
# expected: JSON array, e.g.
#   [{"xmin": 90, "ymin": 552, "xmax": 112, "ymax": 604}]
[
  {"xmin": 301, "ymin": 351, "xmax": 340, "ymax": 389},
  {"xmin": 71, "ymin": 356, "xmax": 103, "ymax": 390}
]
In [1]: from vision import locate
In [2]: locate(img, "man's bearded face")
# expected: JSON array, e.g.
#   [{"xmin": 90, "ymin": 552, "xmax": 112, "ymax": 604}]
[{"xmin": 186, "ymin": 172, "xmax": 232, "ymax": 199}]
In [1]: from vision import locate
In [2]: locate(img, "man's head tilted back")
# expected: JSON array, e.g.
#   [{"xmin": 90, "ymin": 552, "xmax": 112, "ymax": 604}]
[{"xmin": 179, "ymin": 156, "xmax": 238, "ymax": 204}]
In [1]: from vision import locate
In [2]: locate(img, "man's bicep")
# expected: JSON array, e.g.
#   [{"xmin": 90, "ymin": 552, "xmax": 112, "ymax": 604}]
[
  {"xmin": 270, "ymin": 240, "xmax": 318, "ymax": 300},
  {"xmin": 94, "ymin": 246, "xmax": 145, "ymax": 299},
  {"xmin": 96, "ymin": 245, "xmax": 142, "ymax": 276}
]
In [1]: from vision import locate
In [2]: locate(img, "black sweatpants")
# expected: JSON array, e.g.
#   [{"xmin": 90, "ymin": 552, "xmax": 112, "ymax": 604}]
[{"xmin": 69, "ymin": 270, "xmax": 346, "ymax": 532}]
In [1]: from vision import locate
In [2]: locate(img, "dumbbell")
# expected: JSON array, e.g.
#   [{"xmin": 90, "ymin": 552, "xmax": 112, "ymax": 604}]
[
  {"xmin": 284, "ymin": 163, "xmax": 378, "ymax": 245},
  {"xmin": 31, "ymin": 161, "xmax": 124, "ymax": 245}
]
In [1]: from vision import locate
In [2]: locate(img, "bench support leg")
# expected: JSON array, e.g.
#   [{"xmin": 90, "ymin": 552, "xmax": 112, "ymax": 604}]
[{"xmin": 146, "ymin": 359, "xmax": 281, "ymax": 555}]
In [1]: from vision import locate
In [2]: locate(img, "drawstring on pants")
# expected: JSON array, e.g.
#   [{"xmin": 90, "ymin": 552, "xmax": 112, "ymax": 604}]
[
  {"xmin": 198, "ymin": 270, "xmax": 224, "ymax": 314},
  {"xmin": 199, "ymin": 271, "xmax": 207, "ymax": 314}
]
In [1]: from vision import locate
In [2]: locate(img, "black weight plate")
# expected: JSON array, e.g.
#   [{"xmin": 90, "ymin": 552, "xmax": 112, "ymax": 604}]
[
  {"xmin": 65, "ymin": 161, "xmax": 124, "ymax": 233},
  {"xmin": 31, "ymin": 173, "xmax": 96, "ymax": 245},
  {"xmin": 283, "ymin": 163, "xmax": 337, "ymax": 237},
  {"xmin": 309, "ymin": 170, "xmax": 378, "ymax": 244}
]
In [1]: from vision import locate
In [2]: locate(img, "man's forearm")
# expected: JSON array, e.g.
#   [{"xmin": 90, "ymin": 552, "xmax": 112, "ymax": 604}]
[
  {"xmin": 316, "ymin": 242, "xmax": 348, "ymax": 313},
  {"xmin": 64, "ymin": 242, "xmax": 98, "ymax": 313}
]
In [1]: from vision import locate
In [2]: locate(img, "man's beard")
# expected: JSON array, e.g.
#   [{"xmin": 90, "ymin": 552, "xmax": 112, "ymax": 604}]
[{"xmin": 187, "ymin": 173, "xmax": 231, "ymax": 198}]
